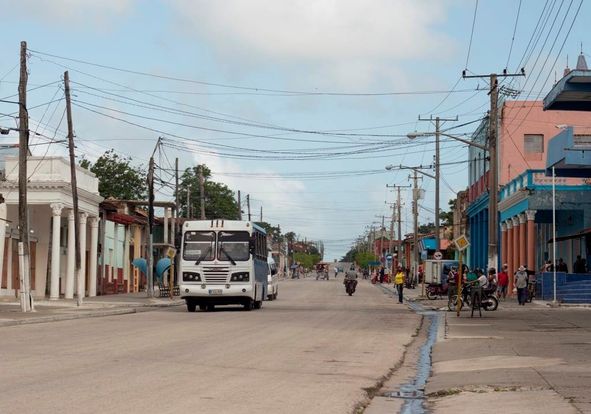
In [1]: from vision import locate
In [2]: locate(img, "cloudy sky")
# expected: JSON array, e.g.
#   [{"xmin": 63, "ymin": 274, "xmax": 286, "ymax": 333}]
[{"xmin": 0, "ymin": 0, "xmax": 587, "ymax": 260}]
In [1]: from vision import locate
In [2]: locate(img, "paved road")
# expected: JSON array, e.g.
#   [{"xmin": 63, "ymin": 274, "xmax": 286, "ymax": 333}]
[{"xmin": 0, "ymin": 278, "xmax": 419, "ymax": 414}]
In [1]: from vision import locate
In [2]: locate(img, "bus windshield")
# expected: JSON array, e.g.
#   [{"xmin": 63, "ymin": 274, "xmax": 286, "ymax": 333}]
[
  {"xmin": 183, "ymin": 231, "xmax": 216, "ymax": 261},
  {"xmin": 218, "ymin": 231, "xmax": 250, "ymax": 262}
]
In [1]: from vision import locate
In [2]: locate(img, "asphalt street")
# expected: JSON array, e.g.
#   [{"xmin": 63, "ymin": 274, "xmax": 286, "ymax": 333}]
[{"xmin": 0, "ymin": 277, "xmax": 419, "ymax": 414}]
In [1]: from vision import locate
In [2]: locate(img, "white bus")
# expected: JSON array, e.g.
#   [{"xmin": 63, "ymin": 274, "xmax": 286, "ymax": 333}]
[{"xmin": 179, "ymin": 219, "xmax": 268, "ymax": 312}]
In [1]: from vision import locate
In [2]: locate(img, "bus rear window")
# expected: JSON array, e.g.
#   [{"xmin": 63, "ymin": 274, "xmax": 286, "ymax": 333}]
[
  {"xmin": 183, "ymin": 231, "xmax": 215, "ymax": 261},
  {"xmin": 218, "ymin": 231, "xmax": 250, "ymax": 262}
]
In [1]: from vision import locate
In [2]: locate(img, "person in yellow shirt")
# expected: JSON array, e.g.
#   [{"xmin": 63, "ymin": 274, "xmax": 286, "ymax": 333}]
[{"xmin": 394, "ymin": 267, "xmax": 405, "ymax": 303}]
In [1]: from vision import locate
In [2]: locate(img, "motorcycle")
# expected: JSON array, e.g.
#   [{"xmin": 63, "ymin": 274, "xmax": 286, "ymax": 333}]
[
  {"xmin": 448, "ymin": 282, "xmax": 499, "ymax": 311},
  {"xmin": 344, "ymin": 279, "xmax": 357, "ymax": 296},
  {"xmin": 426, "ymin": 283, "xmax": 448, "ymax": 300}
]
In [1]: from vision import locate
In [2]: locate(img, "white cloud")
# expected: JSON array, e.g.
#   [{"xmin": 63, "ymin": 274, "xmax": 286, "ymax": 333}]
[
  {"xmin": 1, "ymin": 0, "xmax": 134, "ymax": 26},
  {"xmin": 170, "ymin": 0, "xmax": 456, "ymax": 89}
]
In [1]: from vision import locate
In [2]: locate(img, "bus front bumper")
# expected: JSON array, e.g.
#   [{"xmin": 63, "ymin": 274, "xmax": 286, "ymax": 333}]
[{"xmin": 179, "ymin": 283, "xmax": 253, "ymax": 299}]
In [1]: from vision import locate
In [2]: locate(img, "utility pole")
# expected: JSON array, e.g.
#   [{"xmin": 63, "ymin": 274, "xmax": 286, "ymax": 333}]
[
  {"xmin": 410, "ymin": 170, "xmax": 423, "ymax": 295},
  {"xmin": 146, "ymin": 138, "xmax": 160, "ymax": 298},
  {"xmin": 260, "ymin": 206, "xmax": 263, "ymax": 222},
  {"xmin": 387, "ymin": 184, "xmax": 410, "ymax": 267},
  {"xmin": 186, "ymin": 186, "xmax": 191, "ymax": 218},
  {"xmin": 388, "ymin": 202, "xmax": 395, "ymax": 276},
  {"xmin": 246, "ymin": 194, "xmax": 251, "ymax": 221},
  {"xmin": 18, "ymin": 41, "xmax": 31, "ymax": 312},
  {"xmin": 64, "ymin": 71, "xmax": 82, "ymax": 305},
  {"xmin": 418, "ymin": 115, "xmax": 457, "ymax": 258},
  {"xmin": 237, "ymin": 190, "xmax": 242, "ymax": 220},
  {"xmin": 198, "ymin": 165, "xmax": 205, "ymax": 220},
  {"xmin": 463, "ymin": 69, "xmax": 525, "ymax": 269}
]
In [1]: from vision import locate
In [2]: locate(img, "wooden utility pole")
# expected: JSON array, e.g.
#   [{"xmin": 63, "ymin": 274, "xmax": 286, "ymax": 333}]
[
  {"xmin": 411, "ymin": 170, "xmax": 422, "ymax": 295},
  {"xmin": 147, "ymin": 156, "xmax": 155, "ymax": 298},
  {"xmin": 64, "ymin": 71, "xmax": 82, "ymax": 304},
  {"xmin": 186, "ymin": 186, "xmax": 191, "ymax": 218},
  {"xmin": 260, "ymin": 206, "xmax": 263, "ymax": 222},
  {"xmin": 246, "ymin": 194, "xmax": 251, "ymax": 221},
  {"xmin": 198, "ymin": 165, "xmax": 205, "ymax": 220},
  {"xmin": 18, "ymin": 41, "xmax": 31, "ymax": 312},
  {"xmin": 386, "ymin": 184, "xmax": 410, "ymax": 267},
  {"xmin": 237, "ymin": 190, "xmax": 242, "ymax": 220},
  {"xmin": 463, "ymin": 69, "xmax": 524, "ymax": 269}
]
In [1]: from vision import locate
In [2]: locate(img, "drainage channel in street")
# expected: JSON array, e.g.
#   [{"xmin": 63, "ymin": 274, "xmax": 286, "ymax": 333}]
[{"xmin": 376, "ymin": 285, "xmax": 441, "ymax": 414}]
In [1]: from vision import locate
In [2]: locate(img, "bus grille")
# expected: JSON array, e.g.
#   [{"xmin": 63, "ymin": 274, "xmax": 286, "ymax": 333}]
[{"xmin": 203, "ymin": 266, "xmax": 229, "ymax": 285}]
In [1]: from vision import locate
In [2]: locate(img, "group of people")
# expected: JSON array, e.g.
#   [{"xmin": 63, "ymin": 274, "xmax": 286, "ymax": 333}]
[
  {"xmin": 446, "ymin": 263, "xmax": 537, "ymax": 306},
  {"xmin": 540, "ymin": 256, "xmax": 588, "ymax": 274}
]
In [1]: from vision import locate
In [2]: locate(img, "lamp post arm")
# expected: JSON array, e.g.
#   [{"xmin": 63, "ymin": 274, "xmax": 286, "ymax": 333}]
[{"xmin": 440, "ymin": 133, "xmax": 487, "ymax": 151}]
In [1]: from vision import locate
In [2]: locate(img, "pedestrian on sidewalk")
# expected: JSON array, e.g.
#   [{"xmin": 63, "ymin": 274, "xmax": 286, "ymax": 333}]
[
  {"xmin": 379, "ymin": 266, "xmax": 385, "ymax": 283},
  {"xmin": 394, "ymin": 267, "xmax": 405, "ymax": 303},
  {"xmin": 497, "ymin": 264, "xmax": 509, "ymax": 300},
  {"xmin": 515, "ymin": 265, "xmax": 528, "ymax": 305}
]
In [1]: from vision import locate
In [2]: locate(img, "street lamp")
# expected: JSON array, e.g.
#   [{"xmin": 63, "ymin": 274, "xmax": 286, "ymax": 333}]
[{"xmin": 406, "ymin": 130, "xmax": 488, "ymax": 266}]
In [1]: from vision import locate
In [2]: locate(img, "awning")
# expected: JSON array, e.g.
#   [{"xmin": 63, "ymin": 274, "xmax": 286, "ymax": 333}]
[{"xmin": 547, "ymin": 227, "xmax": 591, "ymax": 243}]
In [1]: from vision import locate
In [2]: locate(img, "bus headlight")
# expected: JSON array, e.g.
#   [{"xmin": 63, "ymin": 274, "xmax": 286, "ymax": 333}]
[
  {"xmin": 230, "ymin": 272, "xmax": 249, "ymax": 282},
  {"xmin": 182, "ymin": 272, "xmax": 201, "ymax": 282}
]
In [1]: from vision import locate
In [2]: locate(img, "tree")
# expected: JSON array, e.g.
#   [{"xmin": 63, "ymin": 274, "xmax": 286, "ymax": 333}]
[
  {"xmin": 178, "ymin": 164, "xmax": 239, "ymax": 220},
  {"xmin": 82, "ymin": 149, "xmax": 147, "ymax": 200},
  {"xmin": 439, "ymin": 198, "xmax": 455, "ymax": 227},
  {"xmin": 354, "ymin": 251, "xmax": 378, "ymax": 269},
  {"xmin": 418, "ymin": 222, "xmax": 435, "ymax": 235},
  {"xmin": 255, "ymin": 221, "xmax": 282, "ymax": 242},
  {"xmin": 293, "ymin": 252, "xmax": 321, "ymax": 269}
]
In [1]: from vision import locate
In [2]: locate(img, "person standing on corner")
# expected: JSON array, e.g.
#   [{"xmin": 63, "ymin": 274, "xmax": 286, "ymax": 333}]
[
  {"xmin": 515, "ymin": 265, "xmax": 529, "ymax": 306},
  {"xmin": 394, "ymin": 266, "xmax": 405, "ymax": 303}
]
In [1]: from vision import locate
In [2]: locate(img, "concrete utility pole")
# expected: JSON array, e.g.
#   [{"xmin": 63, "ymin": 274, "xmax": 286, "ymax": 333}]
[
  {"xmin": 186, "ymin": 186, "xmax": 191, "ymax": 218},
  {"xmin": 260, "ymin": 206, "xmax": 263, "ymax": 222},
  {"xmin": 199, "ymin": 165, "xmax": 205, "ymax": 220},
  {"xmin": 64, "ymin": 71, "xmax": 82, "ymax": 305},
  {"xmin": 237, "ymin": 190, "xmax": 242, "ymax": 220},
  {"xmin": 18, "ymin": 41, "xmax": 31, "ymax": 312},
  {"xmin": 387, "ymin": 184, "xmax": 410, "ymax": 267},
  {"xmin": 418, "ymin": 116, "xmax": 457, "ymax": 258},
  {"xmin": 410, "ymin": 170, "xmax": 422, "ymax": 293},
  {"xmin": 463, "ymin": 69, "xmax": 524, "ymax": 269}
]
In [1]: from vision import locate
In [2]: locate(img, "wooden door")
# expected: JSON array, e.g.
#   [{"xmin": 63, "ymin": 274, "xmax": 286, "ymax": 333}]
[
  {"xmin": 30, "ymin": 241, "xmax": 36, "ymax": 291},
  {"xmin": 1, "ymin": 238, "xmax": 8, "ymax": 289},
  {"xmin": 12, "ymin": 239, "xmax": 18, "ymax": 296}
]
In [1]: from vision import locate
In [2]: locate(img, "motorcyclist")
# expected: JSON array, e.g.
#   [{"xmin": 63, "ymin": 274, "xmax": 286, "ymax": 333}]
[{"xmin": 344, "ymin": 265, "xmax": 358, "ymax": 293}]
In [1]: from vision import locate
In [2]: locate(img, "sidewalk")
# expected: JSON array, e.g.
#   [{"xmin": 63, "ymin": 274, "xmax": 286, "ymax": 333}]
[
  {"xmin": 0, "ymin": 293, "xmax": 184, "ymax": 327},
  {"xmin": 365, "ymin": 283, "xmax": 591, "ymax": 413}
]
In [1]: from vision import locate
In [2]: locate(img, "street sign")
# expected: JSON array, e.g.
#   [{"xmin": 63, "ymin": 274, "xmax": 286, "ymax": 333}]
[
  {"xmin": 453, "ymin": 234, "xmax": 470, "ymax": 252},
  {"xmin": 433, "ymin": 251, "xmax": 443, "ymax": 260}
]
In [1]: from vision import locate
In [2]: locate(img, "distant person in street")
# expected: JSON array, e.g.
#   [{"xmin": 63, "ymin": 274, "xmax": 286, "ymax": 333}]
[
  {"xmin": 574, "ymin": 255, "xmax": 587, "ymax": 273},
  {"xmin": 497, "ymin": 264, "xmax": 509, "ymax": 300},
  {"xmin": 394, "ymin": 266, "xmax": 405, "ymax": 303},
  {"xmin": 515, "ymin": 265, "xmax": 529, "ymax": 306},
  {"xmin": 379, "ymin": 266, "xmax": 385, "ymax": 283},
  {"xmin": 557, "ymin": 258, "xmax": 569, "ymax": 273},
  {"xmin": 541, "ymin": 260, "xmax": 553, "ymax": 272}
]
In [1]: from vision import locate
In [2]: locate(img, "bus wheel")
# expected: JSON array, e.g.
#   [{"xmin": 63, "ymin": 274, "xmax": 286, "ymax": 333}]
[
  {"xmin": 199, "ymin": 305, "xmax": 207, "ymax": 311},
  {"xmin": 206, "ymin": 305, "xmax": 215, "ymax": 312},
  {"xmin": 186, "ymin": 301, "xmax": 197, "ymax": 312},
  {"xmin": 243, "ymin": 299, "xmax": 253, "ymax": 311},
  {"xmin": 254, "ymin": 300, "xmax": 263, "ymax": 309}
]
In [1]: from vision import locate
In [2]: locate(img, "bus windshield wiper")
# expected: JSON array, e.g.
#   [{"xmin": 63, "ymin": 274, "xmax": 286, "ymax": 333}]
[
  {"xmin": 220, "ymin": 245, "xmax": 236, "ymax": 265},
  {"xmin": 195, "ymin": 245, "xmax": 212, "ymax": 265}
]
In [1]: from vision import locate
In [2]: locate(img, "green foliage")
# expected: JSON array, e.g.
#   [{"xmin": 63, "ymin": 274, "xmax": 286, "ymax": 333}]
[
  {"xmin": 354, "ymin": 251, "xmax": 378, "ymax": 269},
  {"xmin": 178, "ymin": 164, "xmax": 240, "ymax": 220},
  {"xmin": 418, "ymin": 222, "xmax": 435, "ymax": 234},
  {"xmin": 439, "ymin": 198, "xmax": 456, "ymax": 227},
  {"xmin": 293, "ymin": 252, "xmax": 321, "ymax": 269},
  {"xmin": 255, "ymin": 221, "xmax": 282, "ymax": 242},
  {"xmin": 86, "ymin": 149, "xmax": 147, "ymax": 200}
]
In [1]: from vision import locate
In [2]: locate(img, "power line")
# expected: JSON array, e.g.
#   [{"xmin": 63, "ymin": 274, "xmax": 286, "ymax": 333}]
[
  {"xmin": 506, "ymin": 0, "xmax": 523, "ymax": 69},
  {"xmin": 464, "ymin": 0, "xmax": 479, "ymax": 70}
]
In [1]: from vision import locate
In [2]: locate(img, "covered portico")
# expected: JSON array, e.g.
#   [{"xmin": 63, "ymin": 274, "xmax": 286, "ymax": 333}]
[{"xmin": 0, "ymin": 156, "xmax": 103, "ymax": 299}]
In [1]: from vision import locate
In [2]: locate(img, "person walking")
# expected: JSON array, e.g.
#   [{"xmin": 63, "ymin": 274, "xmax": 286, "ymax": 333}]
[
  {"xmin": 394, "ymin": 267, "xmax": 405, "ymax": 303},
  {"xmin": 497, "ymin": 264, "xmax": 509, "ymax": 300},
  {"xmin": 515, "ymin": 265, "xmax": 528, "ymax": 306},
  {"xmin": 379, "ymin": 266, "xmax": 385, "ymax": 283}
]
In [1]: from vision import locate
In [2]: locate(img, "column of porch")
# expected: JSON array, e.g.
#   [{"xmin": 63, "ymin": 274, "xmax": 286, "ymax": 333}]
[
  {"xmin": 49, "ymin": 203, "xmax": 63, "ymax": 300},
  {"xmin": 88, "ymin": 217, "xmax": 99, "ymax": 297},
  {"xmin": 526, "ymin": 210, "xmax": 536, "ymax": 273},
  {"xmin": 506, "ymin": 219, "xmax": 514, "ymax": 291},
  {"xmin": 65, "ymin": 209, "xmax": 75, "ymax": 299},
  {"xmin": 501, "ymin": 222, "xmax": 507, "ymax": 272},
  {"xmin": 511, "ymin": 216, "xmax": 520, "ymax": 294},
  {"xmin": 77, "ymin": 212, "xmax": 88, "ymax": 298},
  {"xmin": 519, "ymin": 213, "xmax": 526, "ymax": 272}
]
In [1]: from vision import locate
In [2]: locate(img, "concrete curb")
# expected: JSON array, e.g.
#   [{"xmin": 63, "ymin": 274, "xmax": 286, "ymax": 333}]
[{"xmin": 0, "ymin": 308, "xmax": 137, "ymax": 328}]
